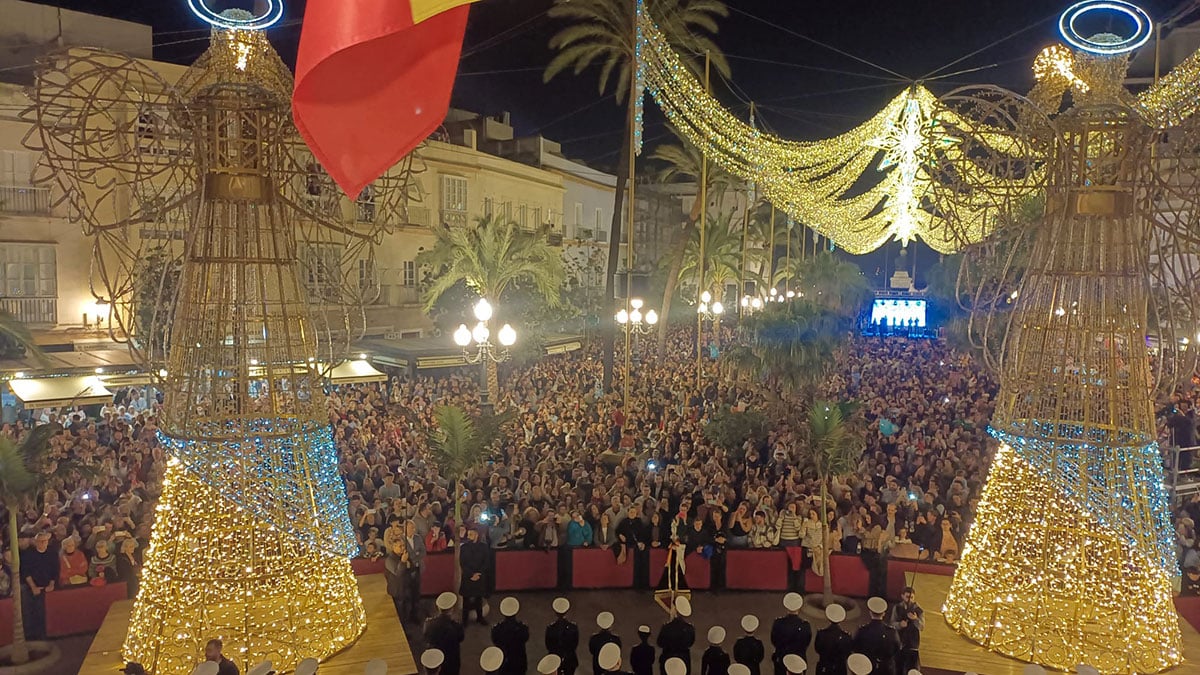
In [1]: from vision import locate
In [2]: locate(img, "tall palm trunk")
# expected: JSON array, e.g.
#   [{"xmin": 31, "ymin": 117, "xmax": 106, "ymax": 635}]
[
  {"xmin": 820, "ymin": 479, "xmax": 833, "ymax": 605},
  {"xmin": 602, "ymin": 102, "xmax": 633, "ymax": 390},
  {"xmin": 453, "ymin": 479, "xmax": 463, "ymax": 593},
  {"xmin": 656, "ymin": 198, "xmax": 704, "ymax": 359},
  {"xmin": 8, "ymin": 508, "xmax": 29, "ymax": 664}
]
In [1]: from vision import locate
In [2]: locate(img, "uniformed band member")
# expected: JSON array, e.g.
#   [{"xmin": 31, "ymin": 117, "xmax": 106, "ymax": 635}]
[
  {"xmin": 846, "ymin": 653, "xmax": 872, "ymax": 675},
  {"xmin": 852, "ymin": 598, "xmax": 900, "ymax": 675},
  {"xmin": 631, "ymin": 625, "xmax": 656, "ymax": 675},
  {"xmin": 781, "ymin": 654, "xmax": 807, "ymax": 675},
  {"xmin": 481, "ymin": 646, "xmax": 505, "ymax": 675},
  {"xmin": 459, "ymin": 529, "xmax": 490, "ymax": 626},
  {"xmin": 599, "ymin": 642, "xmax": 631, "ymax": 675},
  {"xmin": 814, "ymin": 604, "xmax": 852, "ymax": 675},
  {"xmin": 888, "ymin": 588, "xmax": 923, "ymax": 675},
  {"xmin": 420, "ymin": 649, "xmax": 445, "ymax": 675},
  {"xmin": 590, "ymin": 612, "xmax": 622, "ymax": 675},
  {"xmin": 537, "ymin": 655, "xmax": 562, "ymax": 675},
  {"xmin": 424, "ymin": 593, "xmax": 465, "ymax": 675},
  {"xmin": 657, "ymin": 597, "xmax": 697, "ymax": 674},
  {"xmin": 770, "ymin": 594, "xmax": 812, "ymax": 675},
  {"xmin": 733, "ymin": 615, "xmax": 764, "ymax": 675},
  {"xmin": 546, "ymin": 597, "xmax": 581, "ymax": 675},
  {"xmin": 493, "ymin": 597, "xmax": 530, "ymax": 675},
  {"xmin": 700, "ymin": 627, "xmax": 730, "ymax": 675}
]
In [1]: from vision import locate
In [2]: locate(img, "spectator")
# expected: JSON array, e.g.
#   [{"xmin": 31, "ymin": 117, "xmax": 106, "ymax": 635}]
[
  {"xmin": 20, "ymin": 532, "xmax": 57, "ymax": 640},
  {"xmin": 59, "ymin": 536, "xmax": 89, "ymax": 587}
]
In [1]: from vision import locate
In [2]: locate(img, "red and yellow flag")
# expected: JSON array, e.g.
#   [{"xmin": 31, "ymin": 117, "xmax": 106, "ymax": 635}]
[{"xmin": 293, "ymin": 0, "xmax": 479, "ymax": 198}]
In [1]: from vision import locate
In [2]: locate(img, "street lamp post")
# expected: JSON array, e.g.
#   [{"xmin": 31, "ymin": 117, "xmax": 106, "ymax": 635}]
[
  {"xmin": 453, "ymin": 298, "xmax": 516, "ymax": 416},
  {"xmin": 696, "ymin": 290, "xmax": 724, "ymax": 384},
  {"xmin": 615, "ymin": 297, "xmax": 658, "ymax": 414}
]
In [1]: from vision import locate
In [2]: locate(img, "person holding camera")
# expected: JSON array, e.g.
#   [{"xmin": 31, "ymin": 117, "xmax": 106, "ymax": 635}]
[{"xmin": 889, "ymin": 587, "xmax": 924, "ymax": 675}]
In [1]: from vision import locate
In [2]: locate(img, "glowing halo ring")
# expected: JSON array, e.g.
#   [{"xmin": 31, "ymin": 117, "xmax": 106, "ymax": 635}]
[
  {"xmin": 1058, "ymin": 0, "xmax": 1153, "ymax": 55},
  {"xmin": 188, "ymin": 0, "xmax": 284, "ymax": 31}
]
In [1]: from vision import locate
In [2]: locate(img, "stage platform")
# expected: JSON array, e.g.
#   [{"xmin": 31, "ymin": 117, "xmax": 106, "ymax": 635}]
[
  {"xmin": 912, "ymin": 572, "xmax": 1200, "ymax": 674},
  {"xmin": 77, "ymin": 574, "xmax": 415, "ymax": 675}
]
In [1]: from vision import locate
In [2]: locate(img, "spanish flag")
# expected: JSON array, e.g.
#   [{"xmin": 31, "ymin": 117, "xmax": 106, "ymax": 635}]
[{"xmin": 293, "ymin": 0, "xmax": 479, "ymax": 198}]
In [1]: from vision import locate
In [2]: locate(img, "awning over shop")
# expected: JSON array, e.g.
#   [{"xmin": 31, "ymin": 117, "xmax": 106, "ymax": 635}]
[
  {"xmin": 323, "ymin": 360, "xmax": 387, "ymax": 384},
  {"xmin": 8, "ymin": 375, "xmax": 114, "ymax": 408},
  {"xmin": 354, "ymin": 333, "xmax": 584, "ymax": 371}
]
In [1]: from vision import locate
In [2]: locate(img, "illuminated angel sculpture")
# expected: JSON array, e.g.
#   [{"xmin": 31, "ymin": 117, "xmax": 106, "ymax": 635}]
[
  {"xmin": 930, "ymin": 2, "xmax": 1200, "ymax": 672},
  {"xmin": 24, "ymin": 7, "xmax": 421, "ymax": 673}
]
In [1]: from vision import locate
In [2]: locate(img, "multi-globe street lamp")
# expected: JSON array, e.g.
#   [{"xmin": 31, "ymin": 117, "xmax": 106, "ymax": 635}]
[
  {"xmin": 696, "ymin": 290, "xmax": 724, "ymax": 384},
  {"xmin": 615, "ymin": 297, "xmax": 658, "ymax": 412},
  {"xmin": 453, "ymin": 298, "xmax": 516, "ymax": 415}
]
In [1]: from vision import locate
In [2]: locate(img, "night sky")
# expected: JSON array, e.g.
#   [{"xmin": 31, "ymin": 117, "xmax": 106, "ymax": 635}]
[{"xmin": 23, "ymin": 0, "xmax": 1200, "ymax": 277}]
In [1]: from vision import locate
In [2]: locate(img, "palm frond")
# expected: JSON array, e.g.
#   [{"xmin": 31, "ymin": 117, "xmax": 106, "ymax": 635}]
[{"xmin": 428, "ymin": 405, "xmax": 489, "ymax": 481}]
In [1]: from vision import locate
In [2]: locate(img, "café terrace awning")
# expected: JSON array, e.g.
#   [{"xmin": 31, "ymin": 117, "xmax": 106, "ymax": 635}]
[
  {"xmin": 321, "ymin": 360, "xmax": 387, "ymax": 384},
  {"xmin": 7, "ymin": 375, "xmax": 114, "ymax": 408}
]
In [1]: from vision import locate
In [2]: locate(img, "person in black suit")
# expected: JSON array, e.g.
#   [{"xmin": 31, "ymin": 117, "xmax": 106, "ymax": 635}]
[
  {"xmin": 814, "ymin": 605, "xmax": 853, "ymax": 675},
  {"xmin": 590, "ymin": 612, "xmax": 622, "ymax": 675},
  {"xmin": 657, "ymin": 597, "xmax": 696, "ymax": 674},
  {"xmin": 852, "ymin": 597, "xmax": 900, "ymax": 675},
  {"xmin": 770, "ymin": 594, "xmax": 811, "ymax": 675},
  {"xmin": 492, "ymin": 597, "xmax": 530, "ymax": 675},
  {"xmin": 459, "ymin": 528, "xmax": 490, "ymax": 625},
  {"xmin": 630, "ymin": 625, "xmax": 656, "ymax": 675},
  {"xmin": 425, "ymin": 593, "xmax": 466, "ymax": 675},
  {"xmin": 733, "ymin": 615, "xmax": 764, "ymax": 675},
  {"xmin": 545, "ymin": 597, "xmax": 581, "ymax": 675}
]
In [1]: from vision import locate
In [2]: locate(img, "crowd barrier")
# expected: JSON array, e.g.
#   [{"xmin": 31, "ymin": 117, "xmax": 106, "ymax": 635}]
[{"xmin": 0, "ymin": 582, "xmax": 128, "ymax": 647}]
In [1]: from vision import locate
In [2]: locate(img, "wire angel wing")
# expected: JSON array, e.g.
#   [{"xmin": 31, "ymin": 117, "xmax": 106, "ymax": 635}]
[
  {"xmin": 1138, "ymin": 118, "xmax": 1200, "ymax": 397},
  {"xmin": 21, "ymin": 47, "xmax": 199, "ymax": 364}
]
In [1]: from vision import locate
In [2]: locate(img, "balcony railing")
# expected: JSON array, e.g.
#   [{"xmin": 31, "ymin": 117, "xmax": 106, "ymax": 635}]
[
  {"xmin": 441, "ymin": 210, "xmax": 469, "ymax": 228},
  {"xmin": 402, "ymin": 205, "xmax": 431, "ymax": 227},
  {"xmin": 0, "ymin": 296, "xmax": 57, "ymax": 326},
  {"xmin": 0, "ymin": 185, "xmax": 51, "ymax": 216}
]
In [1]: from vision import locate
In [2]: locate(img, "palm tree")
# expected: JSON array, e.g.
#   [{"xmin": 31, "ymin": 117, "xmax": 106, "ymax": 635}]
[
  {"xmin": 721, "ymin": 300, "xmax": 846, "ymax": 398},
  {"xmin": 806, "ymin": 400, "xmax": 865, "ymax": 607},
  {"xmin": 650, "ymin": 138, "xmax": 738, "ymax": 358},
  {"xmin": 775, "ymin": 252, "xmax": 872, "ymax": 319},
  {"xmin": 0, "ymin": 423, "xmax": 88, "ymax": 664},
  {"xmin": 678, "ymin": 210, "xmax": 755, "ymax": 303},
  {"xmin": 545, "ymin": 0, "xmax": 731, "ymax": 385},
  {"xmin": 0, "ymin": 310, "xmax": 40, "ymax": 361}
]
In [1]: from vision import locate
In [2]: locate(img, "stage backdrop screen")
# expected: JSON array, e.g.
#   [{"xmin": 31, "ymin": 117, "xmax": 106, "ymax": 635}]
[{"xmin": 870, "ymin": 298, "xmax": 927, "ymax": 327}]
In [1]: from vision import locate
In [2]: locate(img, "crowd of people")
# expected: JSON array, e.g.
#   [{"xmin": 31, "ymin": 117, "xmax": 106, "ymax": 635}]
[{"xmin": 4, "ymin": 323, "xmax": 1200, "ymax": 643}]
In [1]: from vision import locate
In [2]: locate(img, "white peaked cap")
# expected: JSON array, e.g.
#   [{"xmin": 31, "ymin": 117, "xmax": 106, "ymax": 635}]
[
  {"xmin": 598, "ymin": 643, "xmax": 622, "ymax": 671},
  {"xmin": 553, "ymin": 597, "xmax": 570, "ymax": 614},
  {"xmin": 665, "ymin": 658, "xmax": 687, "ymax": 675},
  {"xmin": 638, "ymin": 625, "xmax": 652, "ymax": 634},
  {"xmin": 675, "ymin": 596, "xmax": 692, "ymax": 617},
  {"xmin": 247, "ymin": 662, "xmax": 273, "ymax": 675},
  {"xmin": 826, "ymin": 604, "xmax": 846, "ymax": 623},
  {"xmin": 783, "ymin": 654, "xmax": 807, "ymax": 674},
  {"xmin": 707, "ymin": 626, "xmax": 726, "ymax": 644},
  {"xmin": 500, "ymin": 597, "xmax": 520, "ymax": 617},
  {"xmin": 295, "ymin": 659, "xmax": 319, "ymax": 675},
  {"xmin": 783, "ymin": 593, "xmax": 803, "ymax": 611},
  {"xmin": 537, "ymin": 655, "xmax": 562, "ymax": 674},
  {"xmin": 191, "ymin": 664, "xmax": 219, "ymax": 675},
  {"xmin": 480, "ymin": 647, "xmax": 505, "ymax": 673},
  {"xmin": 420, "ymin": 650, "xmax": 444, "ymax": 670},
  {"xmin": 728, "ymin": 666, "xmax": 751, "ymax": 675},
  {"xmin": 908, "ymin": 670, "xmax": 922, "ymax": 675},
  {"xmin": 741, "ymin": 615, "xmax": 759, "ymax": 632},
  {"xmin": 364, "ymin": 658, "xmax": 388, "ymax": 675},
  {"xmin": 847, "ymin": 653, "xmax": 873, "ymax": 675},
  {"xmin": 436, "ymin": 592, "xmax": 457, "ymax": 610},
  {"xmin": 866, "ymin": 597, "xmax": 888, "ymax": 614},
  {"xmin": 597, "ymin": 611, "xmax": 615, "ymax": 629}
]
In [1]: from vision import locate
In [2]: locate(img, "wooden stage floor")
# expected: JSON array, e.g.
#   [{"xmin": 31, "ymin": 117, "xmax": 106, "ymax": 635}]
[
  {"xmin": 77, "ymin": 574, "xmax": 415, "ymax": 675},
  {"xmin": 911, "ymin": 572, "xmax": 1200, "ymax": 674}
]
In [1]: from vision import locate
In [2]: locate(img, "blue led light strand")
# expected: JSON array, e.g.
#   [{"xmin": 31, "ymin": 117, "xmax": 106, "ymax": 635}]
[
  {"xmin": 1058, "ymin": 1, "xmax": 1153, "ymax": 55},
  {"xmin": 188, "ymin": 0, "xmax": 284, "ymax": 31}
]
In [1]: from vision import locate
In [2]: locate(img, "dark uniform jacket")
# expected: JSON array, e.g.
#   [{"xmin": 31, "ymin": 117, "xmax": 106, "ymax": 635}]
[
  {"xmin": 425, "ymin": 614, "xmax": 466, "ymax": 675},
  {"xmin": 814, "ymin": 625, "xmax": 853, "ymax": 675},
  {"xmin": 631, "ymin": 640, "xmax": 656, "ymax": 675},
  {"xmin": 656, "ymin": 618, "xmax": 696, "ymax": 673},
  {"xmin": 732, "ymin": 636, "xmax": 765, "ymax": 675},
  {"xmin": 546, "ymin": 618, "xmax": 581, "ymax": 675},
  {"xmin": 590, "ymin": 630, "xmax": 622, "ymax": 675},
  {"xmin": 459, "ymin": 541, "xmax": 490, "ymax": 597},
  {"xmin": 700, "ymin": 646, "xmax": 730, "ymax": 675},
  {"xmin": 770, "ymin": 615, "xmax": 812, "ymax": 675},
  {"xmin": 492, "ymin": 617, "xmax": 531, "ymax": 675},
  {"xmin": 852, "ymin": 619, "xmax": 901, "ymax": 675}
]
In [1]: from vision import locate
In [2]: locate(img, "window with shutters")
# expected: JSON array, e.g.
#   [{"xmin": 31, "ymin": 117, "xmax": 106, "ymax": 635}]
[
  {"xmin": 402, "ymin": 260, "xmax": 416, "ymax": 287},
  {"xmin": 0, "ymin": 244, "xmax": 56, "ymax": 298},
  {"xmin": 440, "ymin": 175, "xmax": 468, "ymax": 212}
]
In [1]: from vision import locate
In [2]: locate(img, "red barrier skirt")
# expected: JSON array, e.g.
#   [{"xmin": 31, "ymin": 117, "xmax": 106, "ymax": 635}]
[
  {"xmin": 0, "ymin": 598, "xmax": 11, "ymax": 646},
  {"xmin": 45, "ymin": 582, "xmax": 128, "ymax": 637},
  {"xmin": 495, "ymin": 549, "xmax": 557, "ymax": 591},
  {"xmin": 725, "ymin": 549, "xmax": 788, "ymax": 590},
  {"xmin": 804, "ymin": 554, "xmax": 869, "ymax": 597},
  {"xmin": 886, "ymin": 558, "xmax": 956, "ymax": 599},
  {"xmin": 351, "ymin": 558, "xmax": 386, "ymax": 576},
  {"xmin": 649, "ymin": 549, "xmax": 711, "ymax": 590},
  {"xmin": 422, "ymin": 552, "xmax": 456, "ymax": 595},
  {"xmin": 572, "ymin": 548, "xmax": 634, "ymax": 589}
]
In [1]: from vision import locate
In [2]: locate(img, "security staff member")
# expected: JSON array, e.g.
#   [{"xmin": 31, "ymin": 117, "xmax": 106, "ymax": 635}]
[
  {"xmin": 852, "ymin": 597, "xmax": 901, "ymax": 675},
  {"xmin": 545, "ymin": 597, "xmax": 581, "ymax": 675},
  {"xmin": 815, "ymin": 605, "xmax": 853, "ymax": 675},
  {"xmin": 424, "ymin": 593, "xmax": 466, "ymax": 675},
  {"xmin": 492, "ymin": 597, "xmax": 530, "ymax": 675},
  {"xmin": 590, "ymin": 612, "xmax": 622, "ymax": 675},
  {"xmin": 770, "ymin": 594, "xmax": 812, "ymax": 675},
  {"xmin": 657, "ymin": 597, "xmax": 697, "ymax": 674},
  {"xmin": 733, "ymin": 615, "xmax": 765, "ymax": 675}
]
